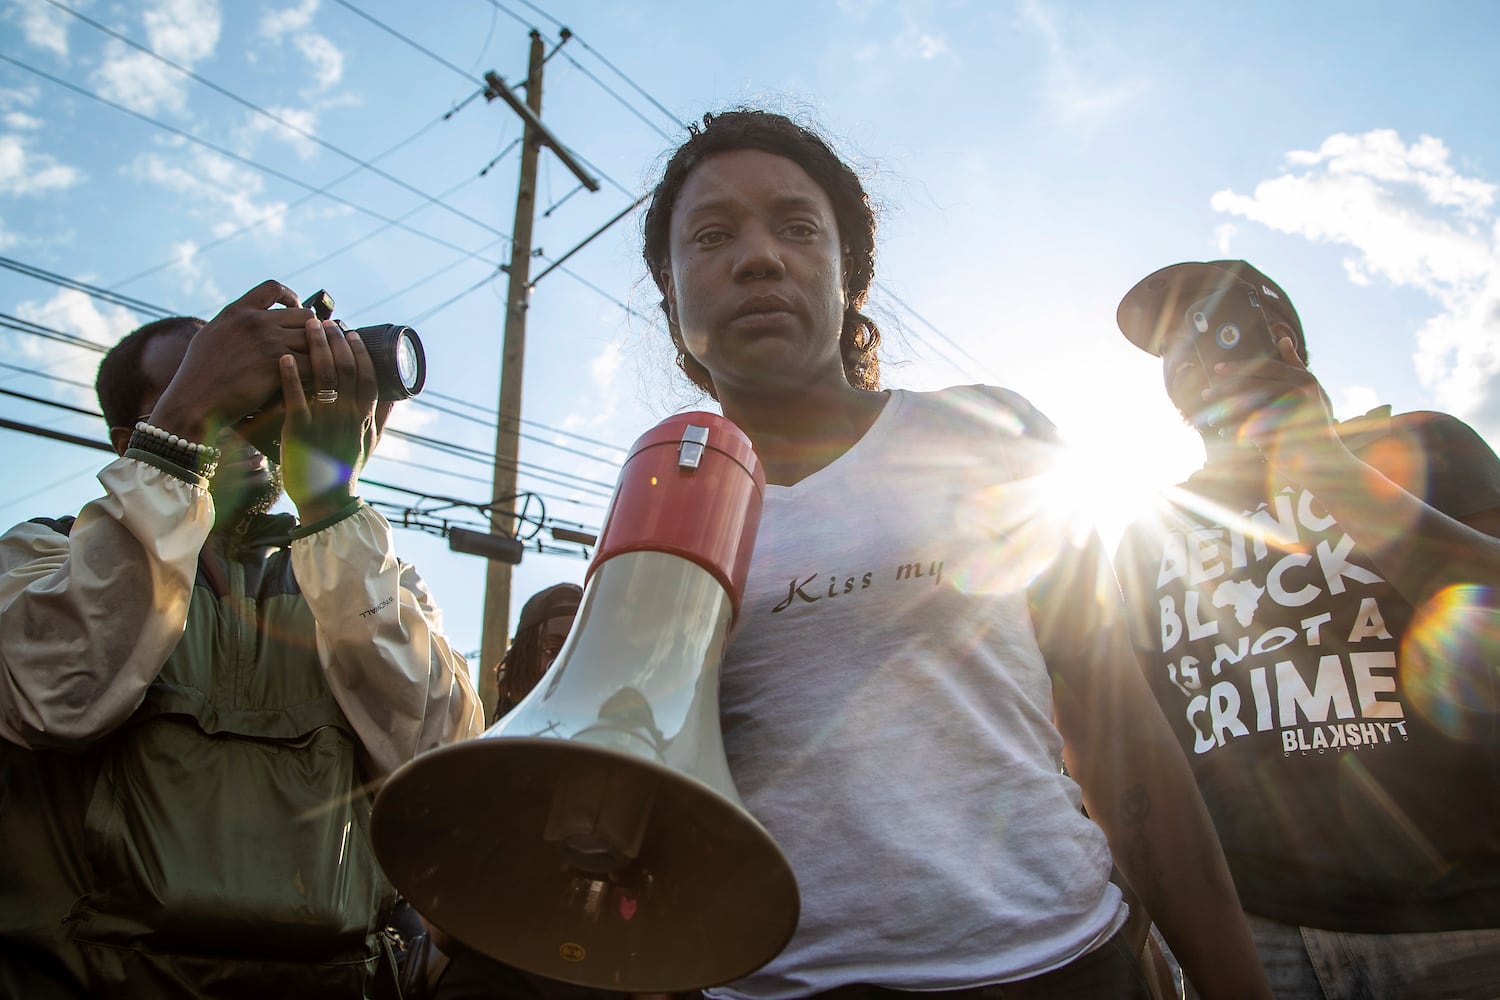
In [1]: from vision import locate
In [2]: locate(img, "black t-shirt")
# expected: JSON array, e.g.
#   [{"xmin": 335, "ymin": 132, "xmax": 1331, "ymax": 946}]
[{"xmin": 1115, "ymin": 409, "xmax": 1500, "ymax": 932}]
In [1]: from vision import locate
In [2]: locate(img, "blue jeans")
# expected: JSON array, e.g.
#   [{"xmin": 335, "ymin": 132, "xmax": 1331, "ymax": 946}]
[{"xmin": 1237, "ymin": 913, "xmax": 1500, "ymax": 1000}]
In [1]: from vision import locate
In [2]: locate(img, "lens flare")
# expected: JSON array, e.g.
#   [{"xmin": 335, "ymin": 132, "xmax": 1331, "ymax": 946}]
[{"xmin": 1401, "ymin": 584, "xmax": 1500, "ymax": 742}]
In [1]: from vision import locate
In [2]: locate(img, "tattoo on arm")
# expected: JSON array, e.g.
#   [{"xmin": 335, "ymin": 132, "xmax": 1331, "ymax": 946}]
[{"xmin": 1119, "ymin": 783, "xmax": 1164, "ymax": 897}]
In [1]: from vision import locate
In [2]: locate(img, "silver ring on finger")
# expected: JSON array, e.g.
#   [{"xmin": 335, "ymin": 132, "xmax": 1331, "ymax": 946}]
[{"xmin": 314, "ymin": 388, "xmax": 339, "ymax": 404}]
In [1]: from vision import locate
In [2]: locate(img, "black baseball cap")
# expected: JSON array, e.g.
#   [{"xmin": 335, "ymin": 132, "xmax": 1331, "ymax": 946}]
[
  {"xmin": 1117, "ymin": 260, "xmax": 1304, "ymax": 359},
  {"xmin": 515, "ymin": 582, "xmax": 582, "ymax": 634}
]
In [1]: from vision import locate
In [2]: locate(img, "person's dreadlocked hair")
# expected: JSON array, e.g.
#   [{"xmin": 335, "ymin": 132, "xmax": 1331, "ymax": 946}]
[
  {"xmin": 641, "ymin": 108, "xmax": 881, "ymax": 398},
  {"xmin": 490, "ymin": 583, "xmax": 583, "ymax": 726},
  {"xmin": 96, "ymin": 316, "xmax": 204, "ymax": 432}
]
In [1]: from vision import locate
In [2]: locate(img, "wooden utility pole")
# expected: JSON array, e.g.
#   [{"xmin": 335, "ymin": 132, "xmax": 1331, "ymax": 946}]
[
  {"xmin": 476, "ymin": 33, "xmax": 601, "ymax": 719},
  {"xmin": 479, "ymin": 31, "xmax": 545, "ymax": 715}
]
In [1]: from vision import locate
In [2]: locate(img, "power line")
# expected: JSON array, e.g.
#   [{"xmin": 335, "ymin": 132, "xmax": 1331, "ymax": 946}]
[
  {"xmin": 0, "ymin": 275, "xmax": 628, "ymax": 470},
  {"xmin": 425, "ymin": 390, "xmax": 629, "ymax": 455},
  {"xmin": 111, "ymin": 98, "xmax": 487, "ymax": 291},
  {"xmin": 553, "ymin": 47, "xmax": 673, "ymax": 141},
  {"xmin": 285, "ymin": 189, "xmax": 509, "ymax": 295},
  {"xmin": 0, "ymin": 329, "xmax": 618, "ymax": 500},
  {"xmin": 0, "ymin": 312, "xmax": 110, "ymax": 354},
  {"xmin": 385, "ymin": 427, "xmax": 617, "ymax": 496},
  {"xmin": 45, "ymin": 0, "xmax": 511, "ymax": 244},
  {"xmin": 330, "ymin": 0, "xmax": 487, "ymax": 86},
  {"xmin": 0, "ymin": 256, "xmax": 172, "ymax": 319},
  {"xmin": 507, "ymin": 0, "xmax": 685, "ymax": 131},
  {"xmin": 0, "ymin": 360, "xmax": 94, "ymax": 391},
  {"xmin": 0, "ymin": 416, "xmax": 111, "ymax": 453},
  {"xmin": 406, "ymin": 269, "xmax": 504, "ymax": 326},
  {"xmin": 408, "ymin": 396, "xmax": 624, "ymax": 468},
  {"xmin": 0, "ymin": 54, "xmax": 504, "ymax": 272},
  {"xmin": 339, "ymin": 236, "xmax": 509, "ymax": 323},
  {"xmin": 875, "ymin": 280, "xmax": 994, "ymax": 380},
  {"xmin": 0, "ymin": 386, "xmax": 616, "ymax": 506},
  {"xmin": 0, "ymin": 386, "xmax": 98, "ymax": 418},
  {"xmin": 480, "ymin": 0, "xmax": 541, "ymax": 33},
  {"xmin": 0, "ymin": 416, "xmax": 599, "ymax": 547}
]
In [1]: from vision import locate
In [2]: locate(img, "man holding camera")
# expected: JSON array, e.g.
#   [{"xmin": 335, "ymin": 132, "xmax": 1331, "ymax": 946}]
[
  {"xmin": 0, "ymin": 281, "xmax": 482, "ymax": 997},
  {"xmin": 1112, "ymin": 260, "xmax": 1500, "ymax": 996}
]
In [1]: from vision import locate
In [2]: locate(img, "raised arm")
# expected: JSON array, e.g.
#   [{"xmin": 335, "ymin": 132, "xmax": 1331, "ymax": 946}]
[
  {"xmin": 0, "ymin": 281, "xmax": 313, "ymax": 749},
  {"xmin": 1031, "ymin": 527, "xmax": 1271, "ymax": 1000},
  {"xmin": 278, "ymin": 311, "xmax": 482, "ymax": 779},
  {"xmin": 0, "ymin": 460, "xmax": 212, "ymax": 749},
  {"xmin": 1217, "ymin": 337, "xmax": 1500, "ymax": 605}
]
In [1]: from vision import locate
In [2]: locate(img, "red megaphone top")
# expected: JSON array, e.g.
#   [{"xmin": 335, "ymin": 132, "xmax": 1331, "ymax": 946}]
[{"xmin": 588, "ymin": 412, "xmax": 764, "ymax": 625}]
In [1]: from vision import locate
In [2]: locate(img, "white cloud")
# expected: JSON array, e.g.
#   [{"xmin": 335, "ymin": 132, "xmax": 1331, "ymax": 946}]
[
  {"xmin": 0, "ymin": 85, "xmax": 41, "ymax": 111},
  {"xmin": 129, "ymin": 147, "xmax": 288, "ymax": 238},
  {"xmin": 589, "ymin": 340, "xmax": 624, "ymax": 389},
  {"xmin": 564, "ymin": 341, "xmax": 630, "ymax": 440},
  {"xmin": 259, "ymin": 0, "xmax": 342, "ymax": 91},
  {"xmin": 94, "ymin": 45, "xmax": 189, "ymax": 116},
  {"xmin": 1015, "ymin": 0, "xmax": 1144, "ymax": 122},
  {"xmin": 4, "ymin": 0, "xmax": 71, "ymax": 57},
  {"xmin": 1211, "ymin": 129, "xmax": 1500, "ymax": 435},
  {"xmin": 914, "ymin": 33, "xmax": 949, "ymax": 61},
  {"xmin": 15, "ymin": 287, "xmax": 140, "ymax": 378},
  {"xmin": 235, "ymin": 105, "xmax": 319, "ymax": 157},
  {"xmin": 4, "ymin": 111, "xmax": 41, "ymax": 130},
  {"xmin": 0, "ymin": 133, "xmax": 82, "ymax": 195},
  {"xmin": 3, "ymin": 288, "xmax": 137, "ymax": 412},
  {"xmin": 144, "ymin": 0, "xmax": 221, "ymax": 63},
  {"xmin": 1212, "ymin": 223, "xmax": 1238, "ymax": 255},
  {"xmin": 260, "ymin": 0, "xmax": 319, "ymax": 38},
  {"xmin": 0, "ymin": 215, "xmax": 18, "ymax": 251},
  {"xmin": 92, "ymin": 0, "xmax": 222, "ymax": 116},
  {"xmin": 165, "ymin": 240, "xmax": 222, "ymax": 304},
  {"xmin": 852, "ymin": 20, "xmax": 955, "ymax": 66},
  {"xmin": 294, "ymin": 32, "xmax": 344, "ymax": 90}
]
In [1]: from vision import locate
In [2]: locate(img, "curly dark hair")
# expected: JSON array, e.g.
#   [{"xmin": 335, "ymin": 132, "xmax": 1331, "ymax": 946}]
[
  {"xmin": 641, "ymin": 108, "xmax": 881, "ymax": 398},
  {"xmin": 95, "ymin": 316, "xmax": 204, "ymax": 431}
]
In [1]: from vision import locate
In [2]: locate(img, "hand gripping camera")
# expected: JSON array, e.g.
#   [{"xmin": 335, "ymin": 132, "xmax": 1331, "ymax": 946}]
[{"xmin": 303, "ymin": 289, "xmax": 426, "ymax": 400}]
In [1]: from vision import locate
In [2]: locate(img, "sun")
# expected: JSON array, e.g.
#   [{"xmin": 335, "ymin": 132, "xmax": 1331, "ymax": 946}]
[{"xmin": 1042, "ymin": 415, "xmax": 1205, "ymax": 556}]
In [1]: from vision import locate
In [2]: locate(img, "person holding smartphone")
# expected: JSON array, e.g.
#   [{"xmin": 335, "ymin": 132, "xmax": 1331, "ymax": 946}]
[{"xmin": 1113, "ymin": 260, "xmax": 1500, "ymax": 997}]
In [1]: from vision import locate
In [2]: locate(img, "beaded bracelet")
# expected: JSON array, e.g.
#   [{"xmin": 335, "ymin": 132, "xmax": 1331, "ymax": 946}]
[{"xmin": 128, "ymin": 420, "xmax": 222, "ymax": 478}]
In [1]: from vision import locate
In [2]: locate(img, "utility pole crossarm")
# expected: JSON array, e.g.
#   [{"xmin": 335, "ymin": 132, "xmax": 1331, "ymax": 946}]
[{"xmin": 483, "ymin": 70, "xmax": 600, "ymax": 193}]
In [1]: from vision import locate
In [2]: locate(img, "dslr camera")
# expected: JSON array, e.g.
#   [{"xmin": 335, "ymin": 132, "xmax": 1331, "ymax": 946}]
[
  {"xmin": 233, "ymin": 291, "xmax": 427, "ymax": 463},
  {"xmin": 303, "ymin": 289, "xmax": 427, "ymax": 401}
]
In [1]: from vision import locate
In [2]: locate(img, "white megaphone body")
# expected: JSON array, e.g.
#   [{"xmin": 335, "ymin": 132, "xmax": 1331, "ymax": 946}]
[{"xmin": 371, "ymin": 412, "xmax": 799, "ymax": 993}]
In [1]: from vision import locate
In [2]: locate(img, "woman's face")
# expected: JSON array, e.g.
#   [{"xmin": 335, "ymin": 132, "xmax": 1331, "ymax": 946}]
[{"xmin": 662, "ymin": 148, "xmax": 848, "ymax": 397}]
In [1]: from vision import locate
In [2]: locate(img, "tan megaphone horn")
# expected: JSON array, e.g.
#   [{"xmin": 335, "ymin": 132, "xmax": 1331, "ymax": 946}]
[{"xmin": 371, "ymin": 412, "xmax": 799, "ymax": 993}]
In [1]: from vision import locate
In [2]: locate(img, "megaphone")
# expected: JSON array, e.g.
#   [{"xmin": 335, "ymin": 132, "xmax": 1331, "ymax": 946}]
[{"xmin": 371, "ymin": 412, "xmax": 799, "ymax": 993}]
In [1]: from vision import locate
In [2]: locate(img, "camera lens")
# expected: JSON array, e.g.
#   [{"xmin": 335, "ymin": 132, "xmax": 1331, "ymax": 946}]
[
  {"xmin": 1215, "ymin": 323, "xmax": 1242, "ymax": 350},
  {"xmin": 1192, "ymin": 311, "xmax": 1209, "ymax": 334},
  {"xmin": 357, "ymin": 323, "xmax": 427, "ymax": 400}
]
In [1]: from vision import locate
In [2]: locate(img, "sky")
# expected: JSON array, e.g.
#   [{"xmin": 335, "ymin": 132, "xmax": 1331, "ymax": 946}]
[{"xmin": 2, "ymin": 0, "xmax": 1499, "ymax": 678}]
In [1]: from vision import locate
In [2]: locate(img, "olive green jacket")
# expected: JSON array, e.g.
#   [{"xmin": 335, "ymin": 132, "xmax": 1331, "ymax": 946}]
[{"xmin": 0, "ymin": 454, "xmax": 482, "ymax": 997}]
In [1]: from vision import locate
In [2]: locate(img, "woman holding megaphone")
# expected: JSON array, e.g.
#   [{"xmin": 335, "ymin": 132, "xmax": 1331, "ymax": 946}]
[{"xmin": 635, "ymin": 109, "xmax": 1270, "ymax": 1000}]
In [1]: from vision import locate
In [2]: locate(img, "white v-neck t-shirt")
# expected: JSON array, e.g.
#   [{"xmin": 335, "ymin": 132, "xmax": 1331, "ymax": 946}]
[{"xmin": 712, "ymin": 386, "xmax": 1126, "ymax": 999}]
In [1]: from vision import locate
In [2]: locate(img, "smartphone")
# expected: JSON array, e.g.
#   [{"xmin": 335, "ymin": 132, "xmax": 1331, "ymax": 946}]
[{"xmin": 1183, "ymin": 284, "xmax": 1277, "ymax": 374}]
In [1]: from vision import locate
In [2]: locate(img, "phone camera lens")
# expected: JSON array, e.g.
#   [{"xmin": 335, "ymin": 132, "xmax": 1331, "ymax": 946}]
[{"xmin": 1192, "ymin": 311, "xmax": 1209, "ymax": 334}]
